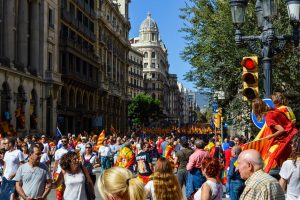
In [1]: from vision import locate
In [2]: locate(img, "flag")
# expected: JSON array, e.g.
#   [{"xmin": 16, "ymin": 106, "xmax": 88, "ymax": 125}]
[
  {"xmin": 94, "ymin": 130, "xmax": 105, "ymax": 151},
  {"xmin": 111, "ymin": 125, "xmax": 117, "ymax": 135},
  {"xmin": 56, "ymin": 127, "xmax": 62, "ymax": 139}
]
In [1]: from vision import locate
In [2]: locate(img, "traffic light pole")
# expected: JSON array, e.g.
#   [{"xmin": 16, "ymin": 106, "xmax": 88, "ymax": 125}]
[{"xmin": 234, "ymin": 19, "xmax": 298, "ymax": 99}]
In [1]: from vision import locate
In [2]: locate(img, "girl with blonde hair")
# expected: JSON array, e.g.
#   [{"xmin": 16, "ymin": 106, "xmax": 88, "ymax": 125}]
[
  {"xmin": 98, "ymin": 167, "xmax": 145, "ymax": 200},
  {"xmin": 145, "ymin": 157, "xmax": 183, "ymax": 200}
]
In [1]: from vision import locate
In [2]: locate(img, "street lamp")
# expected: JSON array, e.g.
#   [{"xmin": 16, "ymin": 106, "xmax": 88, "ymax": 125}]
[{"xmin": 229, "ymin": 0, "xmax": 300, "ymax": 98}]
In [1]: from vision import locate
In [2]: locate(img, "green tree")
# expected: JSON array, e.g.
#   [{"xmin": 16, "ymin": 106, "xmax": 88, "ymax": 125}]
[
  {"xmin": 128, "ymin": 93, "xmax": 164, "ymax": 126},
  {"xmin": 180, "ymin": 0, "xmax": 300, "ymax": 132}
]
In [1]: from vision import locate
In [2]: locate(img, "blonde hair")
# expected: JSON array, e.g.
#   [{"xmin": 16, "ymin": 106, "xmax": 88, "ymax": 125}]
[
  {"xmin": 98, "ymin": 167, "xmax": 145, "ymax": 200},
  {"xmin": 153, "ymin": 157, "xmax": 183, "ymax": 200}
]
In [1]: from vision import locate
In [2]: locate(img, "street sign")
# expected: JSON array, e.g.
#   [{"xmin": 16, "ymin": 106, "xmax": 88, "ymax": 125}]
[{"xmin": 251, "ymin": 99, "xmax": 275, "ymax": 129}]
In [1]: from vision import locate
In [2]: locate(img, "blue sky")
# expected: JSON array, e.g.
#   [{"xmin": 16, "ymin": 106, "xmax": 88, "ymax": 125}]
[{"xmin": 129, "ymin": 0, "xmax": 196, "ymax": 90}]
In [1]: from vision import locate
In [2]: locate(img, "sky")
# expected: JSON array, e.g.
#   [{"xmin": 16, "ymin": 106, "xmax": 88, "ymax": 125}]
[{"xmin": 129, "ymin": 0, "xmax": 196, "ymax": 91}]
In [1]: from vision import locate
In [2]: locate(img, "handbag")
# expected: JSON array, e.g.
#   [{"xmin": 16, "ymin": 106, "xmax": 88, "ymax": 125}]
[{"xmin": 81, "ymin": 165, "xmax": 96, "ymax": 200}]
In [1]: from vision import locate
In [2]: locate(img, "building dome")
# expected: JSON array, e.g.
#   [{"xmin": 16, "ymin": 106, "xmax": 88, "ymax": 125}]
[{"xmin": 140, "ymin": 13, "xmax": 158, "ymax": 32}]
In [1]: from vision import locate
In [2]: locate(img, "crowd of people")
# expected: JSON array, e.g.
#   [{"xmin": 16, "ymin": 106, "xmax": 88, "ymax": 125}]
[{"xmin": 0, "ymin": 94, "xmax": 298, "ymax": 200}]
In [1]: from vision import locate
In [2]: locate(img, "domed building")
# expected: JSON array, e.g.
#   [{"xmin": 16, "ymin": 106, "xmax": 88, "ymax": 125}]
[{"xmin": 131, "ymin": 13, "xmax": 181, "ymax": 120}]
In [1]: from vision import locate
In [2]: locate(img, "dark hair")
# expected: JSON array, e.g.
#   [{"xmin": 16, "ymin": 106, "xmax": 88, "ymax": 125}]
[
  {"xmin": 180, "ymin": 141, "xmax": 189, "ymax": 148},
  {"xmin": 271, "ymin": 92, "xmax": 287, "ymax": 106},
  {"xmin": 30, "ymin": 144, "xmax": 41, "ymax": 155},
  {"xmin": 61, "ymin": 136, "xmax": 68, "ymax": 140},
  {"xmin": 252, "ymin": 98, "xmax": 272, "ymax": 121},
  {"xmin": 194, "ymin": 140, "xmax": 206, "ymax": 149},
  {"xmin": 201, "ymin": 157, "xmax": 221, "ymax": 178},
  {"xmin": 60, "ymin": 151, "xmax": 77, "ymax": 171},
  {"xmin": 291, "ymin": 133, "xmax": 300, "ymax": 166},
  {"xmin": 8, "ymin": 138, "xmax": 16, "ymax": 146}
]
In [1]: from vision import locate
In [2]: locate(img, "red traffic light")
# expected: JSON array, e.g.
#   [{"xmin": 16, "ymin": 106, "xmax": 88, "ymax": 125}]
[{"xmin": 243, "ymin": 58, "xmax": 256, "ymax": 70}]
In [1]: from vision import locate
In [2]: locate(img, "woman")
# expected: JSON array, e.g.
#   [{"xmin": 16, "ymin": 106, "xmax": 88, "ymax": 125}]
[
  {"xmin": 194, "ymin": 157, "xmax": 223, "ymax": 200},
  {"xmin": 252, "ymin": 98, "xmax": 298, "ymax": 172},
  {"xmin": 82, "ymin": 143, "xmax": 100, "ymax": 184},
  {"xmin": 54, "ymin": 151, "xmax": 95, "ymax": 200},
  {"xmin": 20, "ymin": 142, "xmax": 29, "ymax": 162},
  {"xmin": 279, "ymin": 133, "xmax": 300, "ymax": 200},
  {"xmin": 145, "ymin": 157, "xmax": 183, "ymax": 200},
  {"xmin": 98, "ymin": 167, "xmax": 145, "ymax": 200},
  {"xmin": 271, "ymin": 92, "xmax": 296, "ymax": 124}
]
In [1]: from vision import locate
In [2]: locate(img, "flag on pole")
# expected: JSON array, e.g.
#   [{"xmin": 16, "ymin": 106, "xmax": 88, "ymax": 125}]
[
  {"xmin": 56, "ymin": 127, "xmax": 62, "ymax": 139},
  {"xmin": 94, "ymin": 130, "xmax": 105, "ymax": 151}
]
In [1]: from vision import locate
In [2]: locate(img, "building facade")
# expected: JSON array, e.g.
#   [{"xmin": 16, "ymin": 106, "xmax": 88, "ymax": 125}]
[
  {"xmin": 131, "ymin": 13, "xmax": 171, "ymax": 116},
  {"xmin": 0, "ymin": 0, "xmax": 61, "ymax": 136},
  {"xmin": 95, "ymin": 0, "xmax": 131, "ymax": 133},
  {"xmin": 128, "ymin": 47, "xmax": 144, "ymax": 99},
  {"xmin": 57, "ymin": 0, "xmax": 99, "ymax": 134}
]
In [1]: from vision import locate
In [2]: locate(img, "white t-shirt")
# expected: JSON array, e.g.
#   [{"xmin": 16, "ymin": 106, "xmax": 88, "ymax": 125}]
[
  {"xmin": 43, "ymin": 142, "xmax": 49, "ymax": 153},
  {"xmin": 3, "ymin": 149, "xmax": 24, "ymax": 179},
  {"xmin": 40, "ymin": 152, "xmax": 50, "ymax": 165},
  {"xmin": 54, "ymin": 147, "xmax": 69, "ymax": 173},
  {"xmin": 145, "ymin": 180, "xmax": 155, "ymax": 200},
  {"xmin": 279, "ymin": 160, "xmax": 300, "ymax": 200},
  {"xmin": 98, "ymin": 146, "xmax": 111, "ymax": 157}
]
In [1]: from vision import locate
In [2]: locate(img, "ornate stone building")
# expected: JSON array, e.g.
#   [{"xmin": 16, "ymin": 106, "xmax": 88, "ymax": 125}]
[
  {"xmin": 0, "ymin": 0, "xmax": 61, "ymax": 136},
  {"xmin": 131, "ymin": 13, "xmax": 171, "ymax": 116},
  {"xmin": 128, "ymin": 47, "xmax": 144, "ymax": 99},
  {"xmin": 95, "ymin": 0, "xmax": 131, "ymax": 133},
  {"xmin": 57, "ymin": 0, "xmax": 98, "ymax": 133}
]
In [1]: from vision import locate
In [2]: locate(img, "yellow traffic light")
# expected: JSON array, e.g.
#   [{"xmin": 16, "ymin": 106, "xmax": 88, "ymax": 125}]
[{"xmin": 241, "ymin": 56, "xmax": 258, "ymax": 101}]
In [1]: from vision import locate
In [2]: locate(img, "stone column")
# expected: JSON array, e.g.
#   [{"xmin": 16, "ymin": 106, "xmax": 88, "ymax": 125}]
[
  {"xmin": 3, "ymin": 0, "xmax": 15, "ymax": 66},
  {"xmin": 17, "ymin": 0, "xmax": 29, "ymax": 71},
  {"xmin": 29, "ymin": 0, "xmax": 39, "ymax": 75}
]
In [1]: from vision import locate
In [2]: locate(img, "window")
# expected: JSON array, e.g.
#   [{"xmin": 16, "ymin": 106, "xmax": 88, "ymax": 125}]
[
  {"xmin": 76, "ymin": 57, "xmax": 81, "ymax": 73},
  {"xmin": 144, "ymin": 52, "xmax": 148, "ymax": 58},
  {"xmin": 151, "ymin": 33, "xmax": 155, "ymax": 41},
  {"xmin": 144, "ymin": 63, "xmax": 148, "ymax": 68},
  {"xmin": 152, "ymin": 83, "xmax": 155, "ymax": 89},
  {"xmin": 151, "ymin": 63, "xmax": 155, "ymax": 68},
  {"xmin": 151, "ymin": 52, "xmax": 156, "ymax": 58},
  {"xmin": 48, "ymin": 52, "xmax": 52, "ymax": 71},
  {"xmin": 77, "ymin": 10, "xmax": 83, "ymax": 23},
  {"xmin": 152, "ymin": 73, "xmax": 155, "ymax": 78},
  {"xmin": 48, "ymin": 8, "xmax": 54, "ymax": 28},
  {"xmin": 69, "ymin": 3, "xmax": 75, "ymax": 16}
]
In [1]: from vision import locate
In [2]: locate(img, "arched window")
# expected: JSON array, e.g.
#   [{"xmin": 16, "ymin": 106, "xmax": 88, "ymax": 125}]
[
  {"xmin": 152, "ymin": 93, "xmax": 156, "ymax": 99},
  {"xmin": 151, "ymin": 52, "xmax": 156, "ymax": 58},
  {"xmin": 144, "ymin": 52, "xmax": 148, "ymax": 58}
]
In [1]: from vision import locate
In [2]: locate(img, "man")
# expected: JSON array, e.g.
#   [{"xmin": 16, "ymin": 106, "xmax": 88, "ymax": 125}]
[
  {"xmin": 14, "ymin": 145, "xmax": 52, "ymax": 200},
  {"xmin": 186, "ymin": 139, "xmax": 210, "ymax": 199},
  {"xmin": 227, "ymin": 146, "xmax": 244, "ymax": 200},
  {"xmin": 3, "ymin": 138, "xmax": 25, "ymax": 200},
  {"xmin": 52, "ymin": 136, "xmax": 71, "ymax": 200},
  {"xmin": 175, "ymin": 140, "xmax": 193, "ymax": 188},
  {"xmin": 0, "ymin": 138, "xmax": 8, "ymax": 150},
  {"xmin": 237, "ymin": 149, "xmax": 285, "ymax": 200},
  {"xmin": 41, "ymin": 135, "xmax": 49, "ymax": 154},
  {"xmin": 221, "ymin": 137, "xmax": 230, "ymax": 151},
  {"xmin": 136, "ymin": 143, "xmax": 153, "ymax": 184}
]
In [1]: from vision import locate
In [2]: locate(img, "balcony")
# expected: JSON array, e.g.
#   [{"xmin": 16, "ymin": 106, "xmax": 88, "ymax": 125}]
[
  {"xmin": 77, "ymin": 0, "xmax": 84, "ymax": 9},
  {"xmin": 61, "ymin": 10, "xmax": 72, "ymax": 24},
  {"xmin": 62, "ymin": 72, "xmax": 99, "ymax": 89}
]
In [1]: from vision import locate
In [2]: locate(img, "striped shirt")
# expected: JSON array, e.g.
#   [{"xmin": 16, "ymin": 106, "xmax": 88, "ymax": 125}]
[{"xmin": 240, "ymin": 169, "xmax": 285, "ymax": 200}]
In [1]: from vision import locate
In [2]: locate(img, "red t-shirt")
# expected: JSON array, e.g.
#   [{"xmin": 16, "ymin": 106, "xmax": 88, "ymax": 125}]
[
  {"xmin": 224, "ymin": 148, "xmax": 232, "ymax": 169},
  {"xmin": 157, "ymin": 139, "xmax": 163, "ymax": 154},
  {"xmin": 265, "ymin": 109, "xmax": 297, "ymax": 141}
]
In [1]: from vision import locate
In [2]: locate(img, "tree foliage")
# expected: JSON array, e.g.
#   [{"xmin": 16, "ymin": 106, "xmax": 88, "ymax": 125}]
[
  {"xmin": 180, "ymin": 0, "xmax": 300, "ymax": 132},
  {"xmin": 128, "ymin": 93, "xmax": 164, "ymax": 126}
]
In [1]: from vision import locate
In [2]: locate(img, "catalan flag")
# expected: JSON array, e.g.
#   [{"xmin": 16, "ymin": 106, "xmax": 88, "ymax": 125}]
[{"xmin": 94, "ymin": 130, "xmax": 105, "ymax": 151}]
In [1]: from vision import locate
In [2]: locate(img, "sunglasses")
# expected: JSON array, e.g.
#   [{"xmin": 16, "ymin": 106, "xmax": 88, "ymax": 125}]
[
  {"xmin": 86, "ymin": 146, "xmax": 92, "ymax": 149},
  {"xmin": 61, "ymin": 140, "xmax": 68, "ymax": 143}
]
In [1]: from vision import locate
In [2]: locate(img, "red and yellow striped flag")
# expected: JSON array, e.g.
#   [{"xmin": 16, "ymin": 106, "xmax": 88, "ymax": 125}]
[{"xmin": 94, "ymin": 130, "xmax": 105, "ymax": 151}]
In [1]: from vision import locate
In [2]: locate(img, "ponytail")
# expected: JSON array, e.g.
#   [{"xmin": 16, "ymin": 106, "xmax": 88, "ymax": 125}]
[{"xmin": 127, "ymin": 178, "xmax": 145, "ymax": 200}]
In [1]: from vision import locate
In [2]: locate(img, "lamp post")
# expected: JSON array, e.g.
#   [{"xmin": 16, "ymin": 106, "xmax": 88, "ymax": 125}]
[{"xmin": 229, "ymin": 0, "xmax": 300, "ymax": 98}]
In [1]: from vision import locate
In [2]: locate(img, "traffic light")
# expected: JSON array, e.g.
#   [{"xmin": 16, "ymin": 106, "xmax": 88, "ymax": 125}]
[{"xmin": 241, "ymin": 56, "xmax": 258, "ymax": 101}]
